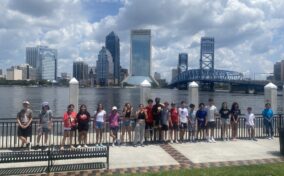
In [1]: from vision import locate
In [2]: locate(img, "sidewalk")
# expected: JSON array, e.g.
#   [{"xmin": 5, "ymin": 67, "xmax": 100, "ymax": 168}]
[{"xmin": 1, "ymin": 138, "xmax": 283, "ymax": 175}]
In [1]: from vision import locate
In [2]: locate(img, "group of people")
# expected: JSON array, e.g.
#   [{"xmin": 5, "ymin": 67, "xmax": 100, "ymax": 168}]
[{"xmin": 16, "ymin": 98, "xmax": 275, "ymax": 150}]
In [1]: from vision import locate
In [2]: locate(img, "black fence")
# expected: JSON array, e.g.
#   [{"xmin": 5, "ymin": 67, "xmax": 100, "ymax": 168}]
[{"xmin": 1, "ymin": 114, "xmax": 284, "ymax": 149}]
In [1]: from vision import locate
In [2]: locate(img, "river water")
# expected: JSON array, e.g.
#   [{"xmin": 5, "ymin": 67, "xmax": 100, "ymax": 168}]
[{"xmin": 0, "ymin": 86, "xmax": 282, "ymax": 119}]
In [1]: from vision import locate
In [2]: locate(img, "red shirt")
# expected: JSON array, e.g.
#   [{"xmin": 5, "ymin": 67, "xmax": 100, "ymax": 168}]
[
  {"xmin": 63, "ymin": 111, "xmax": 77, "ymax": 128},
  {"xmin": 145, "ymin": 106, "xmax": 153, "ymax": 124},
  {"xmin": 170, "ymin": 108, "xmax": 179, "ymax": 124}
]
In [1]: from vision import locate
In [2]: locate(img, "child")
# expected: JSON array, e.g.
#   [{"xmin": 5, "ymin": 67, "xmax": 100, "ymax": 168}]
[
  {"xmin": 245, "ymin": 107, "xmax": 257, "ymax": 141},
  {"xmin": 188, "ymin": 104, "xmax": 197, "ymax": 142},
  {"xmin": 169, "ymin": 102, "xmax": 179, "ymax": 143},
  {"xmin": 196, "ymin": 103, "xmax": 207, "ymax": 141}
]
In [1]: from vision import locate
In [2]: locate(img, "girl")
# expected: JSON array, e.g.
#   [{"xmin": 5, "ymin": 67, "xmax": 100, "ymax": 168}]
[
  {"xmin": 219, "ymin": 102, "xmax": 230, "ymax": 141},
  {"xmin": 196, "ymin": 103, "xmax": 207, "ymax": 141},
  {"xmin": 134, "ymin": 104, "xmax": 148, "ymax": 147},
  {"xmin": 76, "ymin": 104, "xmax": 90, "ymax": 148},
  {"xmin": 120, "ymin": 103, "xmax": 133, "ymax": 144},
  {"xmin": 94, "ymin": 103, "xmax": 106, "ymax": 147},
  {"xmin": 231, "ymin": 102, "xmax": 241, "ymax": 141},
  {"xmin": 60, "ymin": 104, "xmax": 77, "ymax": 150},
  {"xmin": 109, "ymin": 106, "xmax": 120, "ymax": 146}
]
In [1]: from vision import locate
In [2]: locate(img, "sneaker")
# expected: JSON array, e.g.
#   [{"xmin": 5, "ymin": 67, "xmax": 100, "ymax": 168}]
[
  {"xmin": 44, "ymin": 147, "xmax": 49, "ymax": 151},
  {"xmin": 100, "ymin": 143, "xmax": 104, "ymax": 147},
  {"xmin": 70, "ymin": 145, "xmax": 75, "ymax": 149},
  {"xmin": 35, "ymin": 145, "xmax": 40, "ymax": 150},
  {"xmin": 83, "ymin": 144, "xmax": 88, "ymax": 148},
  {"xmin": 95, "ymin": 144, "xmax": 99, "ymax": 147},
  {"xmin": 77, "ymin": 145, "xmax": 81, "ymax": 149},
  {"xmin": 116, "ymin": 139, "xmax": 121, "ymax": 145},
  {"xmin": 271, "ymin": 137, "xmax": 274, "ymax": 140},
  {"xmin": 112, "ymin": 143, "xmax": 115, "ymax": 147},
  {"xmin": 268, "ymin": 137, "xmax": 272, "ymax": 140},
  {"xmin": 133, "ymin": 144, "xmax": 137, "ymax": 147},
  {"xmin": 141, "ymin": 144, "xmax": 145, "ymax": 147},
  {"xmin": 27, "ymin": 142, "xmax": 32, "ymax": 150},
  {"xmin": 207, "ymin": 139, "xmax": 212, "ymax": 143},
  {"xmin": 60, "ymin": 146, "xmax": 64, "ymax": 150},
  {"xmin": 253, "ymin": 138, "xmax": 258, "ymax": 141},
  {"xmin": 211, "ymin": 138, "xmax": 216, "ymax": 143},
  {"xmin": 170, "ymin": 140, "xmax": 173, "ymax": 144}
]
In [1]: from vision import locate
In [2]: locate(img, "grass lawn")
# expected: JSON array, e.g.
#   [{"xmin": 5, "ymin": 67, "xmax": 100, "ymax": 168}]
[{"xmin": 123, "ymin": 163, "xmax": 284, "ymax": 176}]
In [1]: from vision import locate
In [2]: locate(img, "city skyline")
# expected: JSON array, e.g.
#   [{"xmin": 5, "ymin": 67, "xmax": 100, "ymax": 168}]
[{"xmin": 0, "ymin": 0, "xmax": 284, "ymax": 81}]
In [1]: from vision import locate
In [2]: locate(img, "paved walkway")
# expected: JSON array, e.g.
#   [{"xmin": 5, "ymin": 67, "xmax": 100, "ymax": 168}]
[{"xmin": 1, "ymin": 138, "xmax": 284, "ymax": 175}]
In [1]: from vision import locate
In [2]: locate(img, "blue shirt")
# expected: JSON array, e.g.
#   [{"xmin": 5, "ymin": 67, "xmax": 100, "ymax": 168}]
[
  {"xmin": 196, "ymin": 109, "xmax": 207, "ymax": 122},
  {"xmin": 262, "ymin": 108, "xmax": 273, "ymax": 119}
]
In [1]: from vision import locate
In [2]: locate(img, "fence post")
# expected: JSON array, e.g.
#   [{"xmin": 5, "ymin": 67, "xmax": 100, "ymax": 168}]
[
  {"xmin": 264, "ymin": 82, "xmax": 277, "ymax": 113},
  {"xmin": 188, "ymin": 81, "xmax": 199, "ymax": 107},
  {"xmin": 140, "ymin": 80, "xmax": 151, "ymax": 105},
  {"xmin": 69, "ymin": 78, "xmax": 79, "ymax": 112}
]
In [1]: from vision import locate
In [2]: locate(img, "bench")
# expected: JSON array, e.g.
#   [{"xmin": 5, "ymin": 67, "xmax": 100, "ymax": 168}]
[{"xmin": 0, "ymin": 146, "xmax": 109, "ymax": 175}]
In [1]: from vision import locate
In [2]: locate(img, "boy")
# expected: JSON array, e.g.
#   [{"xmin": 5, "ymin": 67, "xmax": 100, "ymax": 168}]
[
  {"xmin": 245, "ymin": 107, "xmax": 257, "ymax": 141},
  {"xmin": 188, "ymin": 104, "xmax": 197, "ymax": 142}
]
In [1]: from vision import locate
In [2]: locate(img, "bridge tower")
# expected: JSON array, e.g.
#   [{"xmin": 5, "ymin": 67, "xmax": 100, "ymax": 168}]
[{"xmin": 200, "ymin": 37, "xmax": 214, "ymax": 79}]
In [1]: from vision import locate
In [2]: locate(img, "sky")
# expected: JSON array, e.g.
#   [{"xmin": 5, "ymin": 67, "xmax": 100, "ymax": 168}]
[{"xmin": 1, "ymin": 0, "xmax": 284, "ymax": 81}]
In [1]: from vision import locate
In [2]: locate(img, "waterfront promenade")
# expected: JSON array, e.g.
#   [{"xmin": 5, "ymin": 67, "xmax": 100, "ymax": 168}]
[{"xmin": 0, "ymin": 138, "xmax": 283, "ymax": 175}]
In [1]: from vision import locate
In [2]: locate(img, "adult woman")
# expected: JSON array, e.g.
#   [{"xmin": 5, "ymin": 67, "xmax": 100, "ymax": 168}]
[
  {"xmin": 60, "ymin": 104, "xmax": 77, "ymax": 150},
  {"xmin": 134, "ymin": 104, "xmax": 148, "ymax": 147},
  {"xmin": 17, "ymin": 101, "xmax": 33, "ymax": 150},
  {"xmin": 94, "ymin": 103, "xmax": 106, "ymax": 147},
  {"xmin": 219, "ymin": 102, "xmax": 230, "ymax": 141},
  {"xmin": 109, "ymin": 106, "xmax": 120, "ymax": 146},
  {"xmin": 76, "ymin": 104, "xmax": 90, "ymax": 148},
  {"xmin": 231, "ymin": 102, "xmax": 241, "ymax": 141},
  {"xmin": 120, "ymin": 103, "xmax": 133, "ymax": 144},
  {"xmin": 36, "ymin": 102, "xmax": 53, "ymax": 150}
]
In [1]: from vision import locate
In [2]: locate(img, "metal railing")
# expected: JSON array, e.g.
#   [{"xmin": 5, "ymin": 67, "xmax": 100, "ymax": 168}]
[{"xmin": 0, "ymin": 114, "xmax": 283, "ymax": 149}]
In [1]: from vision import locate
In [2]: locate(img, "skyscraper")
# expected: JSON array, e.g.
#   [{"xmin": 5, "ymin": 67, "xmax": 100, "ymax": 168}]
[
  {"xmin": 122, "ymin": 29, "xmax": 157, "ymax": 86},
  {"xmin": 178, "ymin": 53, "xmax": 188, "ymax": 74},
  {"xmin": 73, "ymin": 61, "xmax": 89, "ymax": 81},
  {"xmin": 26, "ymin": 46, "xmax": 57, "ymax": 80},
  {"xmin": 96, "ymin": 47, "xmax": 114, "ymax": 86},
  {"xmin": 130, "ymin": 29, "xmax": 151, "ymax": 76},
  {"xmin": 106, "ymin": 31, "xmax": 120, "ymax": 84}
]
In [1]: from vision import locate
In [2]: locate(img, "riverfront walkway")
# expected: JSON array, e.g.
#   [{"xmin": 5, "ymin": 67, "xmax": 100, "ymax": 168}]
[{"xmin": 1, "ymin": 138, "xmax": 283, "ymax": 175}]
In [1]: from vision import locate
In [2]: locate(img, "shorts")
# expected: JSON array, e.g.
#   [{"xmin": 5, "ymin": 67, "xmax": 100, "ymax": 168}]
[
  {"xmin": 188, "ymin": 123, "xmax": 196, "ymax": 132},
  {"xmin": 207, "ymin": 121, "xmax": 216, "ymax": 129},
  {"xmin": 154, "ymin": 119, "xmax": 161, "ymax": 127},
  {"xmin": 95, "ymin": 121, "xmax": 104, "ymax": 129},
  {"xmin": 246, "ymin": 124, "xmax": 255, "ymax": 129},
  {"xmin": 170, "ymin": 123, "xmax": 179, "ymax": 130},
  {"xmin": 64, "ymin": 126, "xmax": 77, "ymax": 131},
  {"xmin": 110, "ymin": 126, "xmax": 119, "ymax": 134},
  {"xmin": 123, "ymin": 120, "xmax": 131, "ymax": 127},
  {"xmin": 78, "ymin": 124, "xmax": 89, "ymax": 132},
  {"xmin": 18, "ymin": 125, "xmax": 32, "ymax": 138},
  {"xmin": 180, "ymin": 123, "xmax": 188, "ymax": 130},
  {"xmin": 161, "ymin": 124, "xmax": 169, "ymax": 131},
  {"xmin": 221, "ymin": 118, "xmax": 230, "ymax": 125},
  {"xmin": 38, "ymin": 127, "xmax": 50, "ymax": 134},
  {"xmin": 198, "ymin": 121, "xmax": 206, "ymax": 130},
  {"xmin": 145, "ymin": 122, "xmax": 153, "ymax": 130}
]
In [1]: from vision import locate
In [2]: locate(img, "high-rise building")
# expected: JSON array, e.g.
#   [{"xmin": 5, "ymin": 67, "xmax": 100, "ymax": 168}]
[
  {"xmin": 171, "ymin": 68, "xmax": 178, "ymax": 82},
  {"xmin": 73, "ymin": 61, "xmax": 89, "ymax": 81},
  {"xmin": 154, "ymin": 72, "xmax": 161, "ymax": 80},
  {"xmin": 274, "ymin": 60, "xmax": 284, "ymax": 81},
  {"xmin": 178, "ymin": 53, "xmax": 188, "ymax": 74},
  {"xmin": 96, "ymin": 47, "xmax": 114, "ymax": 86},
  {"xmin": 17, "ymin": 64, "xmax": 36, "ymax": 80},
  {"xmin": 106, "ymin": 31, "xmax": 120, "ymax": 84},
  {"xmin": 130, "ymin": 29, "xmax": 151, "ymax": 76},
  {"xmin": 26, "ymin": 46, "xmax": 57, "ymax": 80},
  {"xmin": 122, "ymin": 29, "xmax": 157, "ymax": 86},
  {"xmin": 0, "ymin": 69, "xmax": 2, "ymax": 75},
  {"xmin": 6, "ymin": 67, "xmax": 22, "ymax": 80}
]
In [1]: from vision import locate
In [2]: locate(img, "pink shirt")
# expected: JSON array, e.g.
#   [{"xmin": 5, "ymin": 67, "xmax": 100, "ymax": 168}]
[{"xmin": 109, "ymin": 112, "xmax": 119, "ymax": 127}]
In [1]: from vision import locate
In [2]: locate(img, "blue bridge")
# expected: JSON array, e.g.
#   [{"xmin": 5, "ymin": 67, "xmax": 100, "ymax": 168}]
[{"xmin": 169, "ymin": 37, "xmax": 280, "ymax": 93}]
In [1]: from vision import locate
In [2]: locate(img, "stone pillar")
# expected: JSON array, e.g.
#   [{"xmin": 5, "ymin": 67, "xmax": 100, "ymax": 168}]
[
  {"xmin": 264, "ymin": 82, "xmax": 277, "ymax": 113},
  {"xmin": 69, "ymin": 77, "xmax": 79, "ymax": 112},
  {"xmin": 188, "ymin": 81, "xmax": 199, "ymax": 107},
  {"xmin": 140, "ymin": 80, "xmax": 151, "ymax": 105}
]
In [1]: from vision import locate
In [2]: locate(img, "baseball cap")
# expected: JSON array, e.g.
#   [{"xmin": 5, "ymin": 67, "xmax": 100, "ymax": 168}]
[
  {"xmin": 42, "ymin": 102, "xmax": 49, "ymax": 107},
  {"xmin": 112, "ymin": 106, "xmax": 117, "ymax": 110},
  {"xmin": 22, "ymin": 100, "xmax": 30, "ymax": 105}
]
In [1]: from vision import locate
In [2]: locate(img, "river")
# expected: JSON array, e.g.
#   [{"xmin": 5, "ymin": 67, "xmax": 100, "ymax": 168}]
[{"xmin": 0, "ymin": 86, "xmax": 282, "ymax": 119}]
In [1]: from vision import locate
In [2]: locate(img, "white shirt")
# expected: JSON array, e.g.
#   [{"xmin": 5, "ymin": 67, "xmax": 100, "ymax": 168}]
[
  {"xmin": 245, "ymin": 112, "xmax": 255, "ymax": 126},
  {"xmin": 94, "ymin": 110, "xmax": 106, "ymax": 122},
  {"xmin": 178, "ymin": 107, "xmax": 189, "ymax": 123},
  {"xmin": 206, "ymin": 105, "xmax": 217, "ymax": 122}
]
